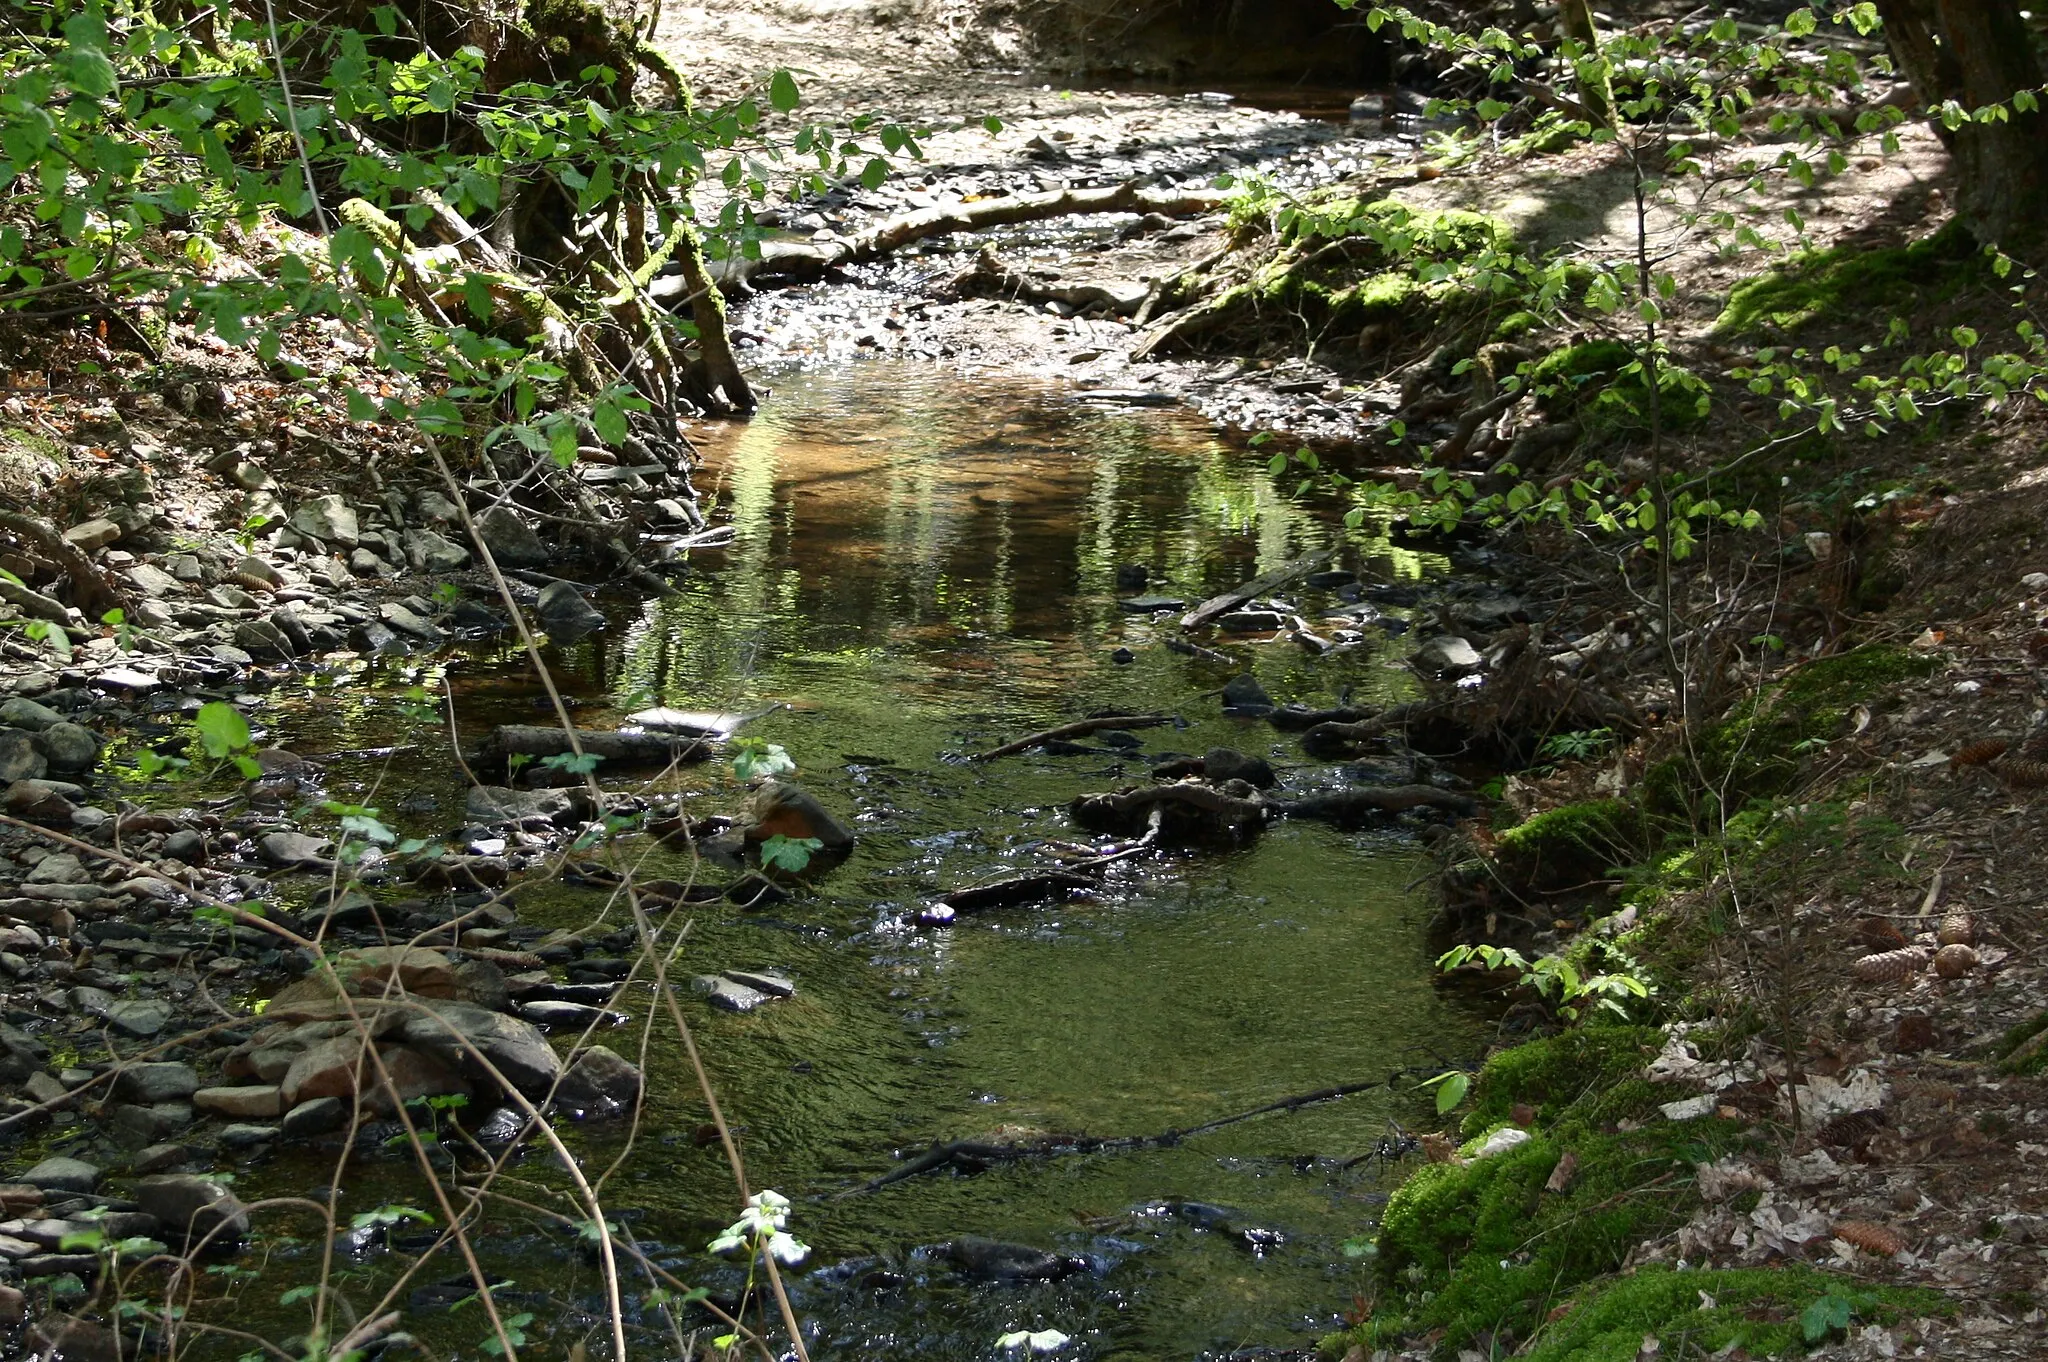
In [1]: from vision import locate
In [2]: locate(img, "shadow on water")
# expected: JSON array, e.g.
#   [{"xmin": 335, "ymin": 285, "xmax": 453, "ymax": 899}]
[{"xmin": 234, "ymin": 363, "xmax": 1488, "ymax": 1360}]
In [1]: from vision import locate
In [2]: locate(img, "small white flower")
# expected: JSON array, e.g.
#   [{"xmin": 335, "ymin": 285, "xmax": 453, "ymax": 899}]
[
  {"xmin": 997, "ymin": 1329, "xmax": 1070, "ymax": 1353},
  {"xmin": 766, "ymin": 1231, "xmax": 809, "ymax": 1266}
]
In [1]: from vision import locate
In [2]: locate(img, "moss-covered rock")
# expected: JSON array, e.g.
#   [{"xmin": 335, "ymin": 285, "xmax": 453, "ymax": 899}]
[
  {"xmin": 1459, "ymin": 1025, "xmax": 1662, "ymax": 1136},
  {"xmin": 1715, "ymin": 224, "xmax": 1981, "ymax": 337},
  {"xmin": 1494, "ymin": 799, "xmax": 1651, "ymax": 890},
  {"xmin": 1529, "ymin": 339, "xmax": 1710, "ymax": 432}
]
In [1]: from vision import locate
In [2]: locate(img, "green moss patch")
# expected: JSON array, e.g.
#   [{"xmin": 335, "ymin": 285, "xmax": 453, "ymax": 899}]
[
  {"xmin": 1494, "ymin": 799, "xmax": 1652, "ymax": 890},
  {"xmin": 1714, "ymin": 226, "xmax": 1981, "ymax": 337},
  {"xmin": 1460, "ymin": 1025, "xmax": 1663, "ymax": 1136},
  {"xmin": 1525, "ymin": 1265, "xmax": 1948, "ymax": 1361}
]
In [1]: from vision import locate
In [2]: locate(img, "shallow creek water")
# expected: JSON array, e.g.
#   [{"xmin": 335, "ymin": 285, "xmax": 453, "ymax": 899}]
[{"xmin": 227, "ymin": 363, "xmax": 1488, "ymax": 1360}]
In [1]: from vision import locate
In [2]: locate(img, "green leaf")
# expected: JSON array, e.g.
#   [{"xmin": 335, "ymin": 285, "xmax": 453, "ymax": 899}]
[
  {"xmin": 1435, "ymin": 1071, "xmax": 1470, "ymax": 1113},
  {"xmin": 860, "ymin": 156, "xmax": 889, "ymax": 190},
  {"xmin": 194, "ymin": 701, "xmax": 250, "ymax": 760},
  {"xmin": 760, "ymin": 834, "xmax": 823, "ymax": 873},
  {"xmin": 769, "ymin": 69, "xmax": 801, "ymax": 114},
  {"xmin": 591, "ymin": 398, "xmax": 629, "ymax": 446}
]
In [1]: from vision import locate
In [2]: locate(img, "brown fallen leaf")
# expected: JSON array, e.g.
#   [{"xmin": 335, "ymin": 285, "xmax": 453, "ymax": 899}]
[
  {"xmin": 1511, "ymin": 1102, "xmax": 1538, "ymax": 1128},
  {"xmin": 1420, "ymin": 1132, "xmax": 1463, "ymax": 1165},
  {"xmin": 1545, "ymin": 1150, "xmax": 1579, "ymax": 1193}
]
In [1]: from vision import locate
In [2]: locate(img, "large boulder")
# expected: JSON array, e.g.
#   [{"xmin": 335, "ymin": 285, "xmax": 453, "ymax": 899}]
[
  {"xmin": 290, "ymin": 494, "xmax": 360, "ymax": 549},
  {"xmin": 36, "ymin": 721, "xmax": 100, "ymax": 774},
  {"xmin": 135, "ymin": 1174, "xmax": 250, "ymax": 1248},
  {"xmin": 400, "ymin": 1001, "xmax": 560, "ymax": 1095},
  {"xmin": 536, "ymin": 580, "xmax": 604, "ymax": 639},
  {"xmin": 556, "ymin": 1046, "xmax": 642, "ymax": 1116},
  {"xmin": 475, "ymin": 505, "xmax": 549, "ymax": 568}
]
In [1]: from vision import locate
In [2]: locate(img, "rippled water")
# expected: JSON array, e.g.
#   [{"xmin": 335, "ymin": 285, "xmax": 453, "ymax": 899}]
[{"xmin": 225, "ymin": 363, "xmax": 1486, "ymax": 1360}]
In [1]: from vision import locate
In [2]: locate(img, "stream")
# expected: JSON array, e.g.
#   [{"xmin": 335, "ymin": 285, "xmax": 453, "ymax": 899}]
[{"xmin": 193, "ymin": 363, "xmax": 1491, "ymax": 1359}]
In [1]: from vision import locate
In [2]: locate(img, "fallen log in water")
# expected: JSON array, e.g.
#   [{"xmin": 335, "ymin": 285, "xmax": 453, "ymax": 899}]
[
  {"xmin": 1275, "ymin": 785, "xmax": 1476, "ymax": 826},
  {"xmin": 938, "ymin": 869, "xmax": 1102, "ymax": 913},
  {"xmin": 691, "ymin": 180, "xmax": 1232, "ymax": 289},
  {"xmin": 473, "ymin": 725, "xmax": 714, "ymax": 775},
  {"xmin": 1069, "ymin": 781, "xmax": 1267, "ymax": 843},
  {"xmin": 1180, "ymin": 548, "xmax": 1336, "ymax": 630},
  {"xmin": 972, "ymin": 713, "xmax": 1173, "ymax": 761}
]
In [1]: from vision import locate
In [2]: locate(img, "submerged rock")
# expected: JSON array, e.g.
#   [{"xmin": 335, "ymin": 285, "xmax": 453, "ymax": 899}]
[
  {"xmin": 536, "ymin": 580, "xmax": 604, "ymax": 638},
  {"xmin": 744, "ymin": 779, "xmax": 856, "ymax": 851},
  {"xmin": 935, "ymin": 1236, "xmax": 1088, "ymax": 1281},
  {"xmin": 135, "ymin": 1175, "xmax": 249, "ymax": 1247}
]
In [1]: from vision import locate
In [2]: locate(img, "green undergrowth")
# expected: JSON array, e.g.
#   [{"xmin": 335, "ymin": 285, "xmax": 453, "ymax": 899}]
[
  {"xmin": 1714, "ymin": 225, "xmax": 1981, "ymax": 337},
  {"xmin": 1529, "ymin": 339, "xmax": 1711, "ymax": 433},
  {"xmin": 1645, "ymin": 644, "xmax": 1937, "ymax": 818},
  {"xmin": 1995, "ymin": 1009, "xmax": 2048, "ymax": 1076},
  {"xmin": 1345, "ymin": 643, "xmax": 1952, "ymax": 1356},
  {"xmin": 1523, "ymin": 1265, "xmax": 1947, "ymax": 1362},
  {"xmin": 1348, "ymin": 1022, "xmax": 1750, "ymax": 1354}
]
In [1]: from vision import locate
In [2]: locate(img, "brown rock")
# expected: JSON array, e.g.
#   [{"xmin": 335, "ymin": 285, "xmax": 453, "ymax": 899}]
[
  {"xmin": 193, "ymin": 1085, "xmax": 285, "ymax": 1119},
  {"xmin": 29, "ymin": 1314, "xmax": 122, "ymax": 1362},
  {"xmin": 367, "ymin": 1044, "xmax": 471, "ymax": 1114},
  {"xmin": 339, "ymin": 945, "xmax": 461, "ymax": 998},
  {"xmin": 280, "ymin": 1034, "xmax": 370, "ymax": 1106},
  {"xmin": 743, "ymin": 779, "xmax": 856, "ymax": 850}
]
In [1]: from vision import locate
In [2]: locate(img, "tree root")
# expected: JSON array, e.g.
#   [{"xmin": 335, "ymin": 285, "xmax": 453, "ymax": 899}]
[{"xmin": 0, "ymin": 509, "xmax": 123, "ymax": 617}]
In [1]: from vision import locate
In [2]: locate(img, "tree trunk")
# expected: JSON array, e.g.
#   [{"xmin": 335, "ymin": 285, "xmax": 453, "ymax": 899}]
[
  {"xmin": 674, "ymin": 225, "xmax": 756, "ymax": 415},
  {"xmin": 1878, "ymin": 0, "xmax": 2048, "ymax": 247},
  {"xmin": 1931, "ymin": 0, "xmax": 2048, "ymax": 248},
  {"xmin": 1557, "ymin": 0, "xmax": 1615, "ymax": 129}
]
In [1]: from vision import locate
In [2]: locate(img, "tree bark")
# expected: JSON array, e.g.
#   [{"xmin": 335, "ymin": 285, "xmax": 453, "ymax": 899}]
[
  {"xmin": 1878, "ymin": 0, "xmax": 2048, "ymax": 247},
  {"xmin": 1557, "ymin": 0, "xmax": 1615, "ymax": 130}
]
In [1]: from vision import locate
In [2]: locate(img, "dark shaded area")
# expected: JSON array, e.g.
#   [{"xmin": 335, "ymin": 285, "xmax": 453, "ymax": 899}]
[{"xmin": 1038, "ymin": 0, "xmax": 1391, "ymax": 86}]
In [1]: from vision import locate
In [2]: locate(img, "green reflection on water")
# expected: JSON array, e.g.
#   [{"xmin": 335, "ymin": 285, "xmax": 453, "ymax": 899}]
[{"xmin": 214, "ymin": 363, "xmax": 1476, "ymax": 1362}]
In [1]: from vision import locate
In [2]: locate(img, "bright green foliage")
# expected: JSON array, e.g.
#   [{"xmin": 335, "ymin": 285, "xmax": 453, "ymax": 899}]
[
  {"xmin": 1369, "ymin": 1118, "xmax": 1749, "ymax": 1351},
  {"xmin": 1716, "ymin": 227, "xmax": 1983, "ymax": 336},
  {"xmin": 1494, "ymin": 799, "xmax": 1651, "ymax": 889},
  {"xmin": 1529, "ymin": 340, "xmax": 1711, "ymax": 432},
  {"xmin": 1521, "ymin": 1265, "xmax": 1946, "ymax": 1361},
  {"xmin": 1457, "ymin": 1025, "xmax": 1662, "ymax": 1137}
]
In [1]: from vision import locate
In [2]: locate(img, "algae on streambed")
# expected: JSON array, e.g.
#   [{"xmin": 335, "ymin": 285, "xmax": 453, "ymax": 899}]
[{"xmin": 196, "ymin": 364, "xmax": 1487, "ymax": 1359}]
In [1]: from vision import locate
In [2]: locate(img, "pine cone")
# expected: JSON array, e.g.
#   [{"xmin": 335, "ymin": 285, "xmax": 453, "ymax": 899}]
[
  {"xmin": 1855, "ymin": 916, "xmax": 1907, "ymax": 951},
  {"xmin": 1937, "ymin": 911, "xmax": 1974, "ymax": 947},
  {"xmin": 1833, "ymin": 1220, "xmax": 1907, "ymax": 1256},
  {"xmin": 1933, "ymin": 943, "xmax": 1979, "ymax": 978},
  {"xmin": 1995, "ymin": 757, "xmax": 2048, "ymax": 789},
  {"xmin": 1951, "ymin": 739, "xmax": 2010, "ymax": 768},
  {"xmin": 1852, "ymin": 947, "xmax": 1927, "ymax": 983}
]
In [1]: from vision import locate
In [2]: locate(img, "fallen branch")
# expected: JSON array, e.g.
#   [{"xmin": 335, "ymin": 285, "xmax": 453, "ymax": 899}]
[
  {"xmin": 1301, "ymin": 702, "xmax": 1448, "ymax": 757},
  {"xmin": 1181, "ymin": 548, "xmax": 1336, "ymax": 630},
  {"xmin": 971, "ymin": 713, "xmax": 1173, "ymax": 762},
  {"xmin": 941, "ymin": 248, "xmax": 1151, "ymax": 316},
  {"xmin": 696, "ymin": 180, "xmax": 1230, "ymax": 289},
  {"xmin": 849, "ymin": 1076, "xmax": 1398, "ymax": 1195},
  {"xmin": 937, "ymin": 869, "xmax": 1102, "ymax": 913},
  {"xmin": 0, "ymin": 509, "xmax": 124, "ymax": 617}
]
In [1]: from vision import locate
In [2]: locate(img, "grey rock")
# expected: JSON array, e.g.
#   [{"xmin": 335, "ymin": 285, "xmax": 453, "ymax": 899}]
[
  {"xmin": 105, "ymin": 999, "xmax": 172, "ymax": 1038},
  {"xmin": 1216, "ymin": 609, "xmax": 1286, "ymax": 633},
  {"xmin": 289, "ymin": 494, "xmax": 360, "ymax": 549},
  {"xmin": 1412, "ymin": 634, "xmax": 1482, "ymax": 675},
  {"xmin": 126, "ymin": 563, "xmax": 184, "ymax": 597},
  {"xmin": 0, "ymin": 1021, "xmax": 48, "ymax": 1082},
  {"xmin": 258, "ymin": 830, "xmax": 332, "ymax": 868},
  {"xmin": 937, "ymin": 1236, "xmax": 1086, "ymax": 1281},
  {"xmin": 692, "ymin": 975, "xmax": 770, "ymax": 1012},
  {"xmin": 268, "ymin": 609, "xmax": 311, "ymax": 654},
  {"xmin": 132, "ymin": 1143, "xmax": 194, "ymax": 1174},
  {"xmin": 399, "ymin": 1001, "xmax": 561, "ymax": 1095},
  {"xmin": 348, "ymin": 547, "xmax": 391, "ymax": 577},
  {"xmin": 0, "ymin": 698, "xmax": 63, "ymax": 731},
  {"xmin": 109, "ymin": 1101, "xmax": 191, "ymax": 1144},
  {"xmin": 26, "ymin": 852, "xmax": 85, "ymax": 884},
  {"xmin": 556, "ymin": 1045, "xmax": 641, "ymax": 1114},
  {"xmin": 536, "ymin": 580, "xmax": 604, "ymax": 639},
  {"xmin": 0, "ymin": 730, "xmax": 47, "ymax": 783},
  {"xmin": 218, "ymin": 1123, "xmax": 279, "ymax": 1149},
  {"xmin": 29, "ymin": 1316, "xmax": 123, "ymax": 1362},
  {"xmin": 69, "ymin": 985, "xmax": 116, "ymax": 1018},
  {"xmin": 280, "ymin": 1096, "xmax": 347, "ymax": 1138},
  {"xmin": 464, "ymin": 785, "xmax": 590, "ymax": 825},
  {"xmin": 162, "ymin": 829, "xmax": 207, "ymax": 865},
  {"xmin": 134, "ymin": 1175, "xmax": 249, "ymax": 1247},
  {"xmin": 232, "ymin": 617, "xmax": 296, "ymax": 659},
  {"xmin": 1221, "ymin": 673, "xmax": 1273, "ymax": 714},
  {"xmin": 744, "ymin": 779, "xmax": 856, "ymax": 851},
  {"xmin": 1118, "ymin": 594, "xmax": 1187, "ymax": 612},
  {"xmin": 1203, "ymin": 747, "xmax": 1276, "ymax": 789},
  {"xmin": 518, "ymin": 1000, "xmax": 626, "ymax": 1029},
  {"xmin": 62, "ymin": 519, "xmax": 122, "ymax": 551},
  {"xmin": 403, "ymin": 529, "xmax": 470, "ymax": 573},
  {"xmin": 414, "ymin": 489, "xmax": 462, "ymax": 522},
  {"xmin": 165, "ymin": 552, "xmax": 202, "ymax": 581},
  {"xmin": 19, "ymin": 1157, "xmax": 99, "ymax": 1193},
  {"xmin": 35, "ymin": 721, "xmax": 99, "ymax": 774},
  {"xmin": 116, "ymin": 1062, "xmax": 200, "ymax": 1104},
  {"xmin": 379, "ymin": 602, "xmax": 441, "ymax": 641},
  {"xmin": 475, "ymin": 505, "xmax": 549, "ymax": 568},
  {"xmin": 722, "ymin": 969, "xmax": 795, "ymax": 998}
]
